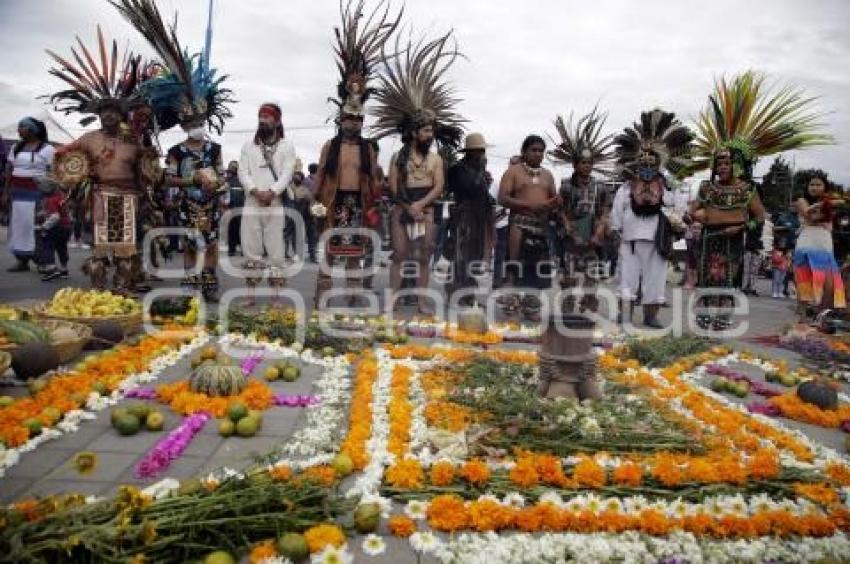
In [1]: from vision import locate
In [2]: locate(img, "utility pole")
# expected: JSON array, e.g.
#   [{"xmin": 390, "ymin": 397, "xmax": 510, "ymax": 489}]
[{"xmin": 202, "ymin": 0, "xmax": 214, "ymax": 74}]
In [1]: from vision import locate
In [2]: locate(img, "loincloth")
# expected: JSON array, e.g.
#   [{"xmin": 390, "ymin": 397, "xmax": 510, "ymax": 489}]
[{"xmin": 92, "ymin": 187, "xmax": 138, "ymax": 258}]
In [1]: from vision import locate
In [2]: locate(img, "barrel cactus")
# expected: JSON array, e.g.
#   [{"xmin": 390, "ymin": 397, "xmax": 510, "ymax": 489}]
[{"xmin": 189, "ymin": 363, "xmax": 246, "ymax": 396}]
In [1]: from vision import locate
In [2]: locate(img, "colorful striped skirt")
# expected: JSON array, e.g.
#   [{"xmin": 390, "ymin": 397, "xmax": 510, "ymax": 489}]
[{"xmin": 793, "ymin": 225, "xmax": 845, "ymax": 308}]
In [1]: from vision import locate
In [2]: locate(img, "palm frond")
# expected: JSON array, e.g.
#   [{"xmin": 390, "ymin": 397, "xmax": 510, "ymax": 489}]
[{"xmin": 689, "ymin": 70, "xmax": 834, "ymax": 174}]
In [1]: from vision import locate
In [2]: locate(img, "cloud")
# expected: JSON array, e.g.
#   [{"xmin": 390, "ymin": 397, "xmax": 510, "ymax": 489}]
[{"xmin": 0, "ymin": 0, "xmax": 846, "ymax": 184}]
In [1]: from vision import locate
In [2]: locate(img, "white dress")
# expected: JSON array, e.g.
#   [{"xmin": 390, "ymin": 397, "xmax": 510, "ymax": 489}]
[{"xmin": 7, "ymin": 144, "xmax": 55, "ymax": 257}]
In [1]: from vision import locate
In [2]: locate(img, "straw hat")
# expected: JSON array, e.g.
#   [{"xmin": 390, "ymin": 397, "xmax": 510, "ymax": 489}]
[{"xmin": 459, "ymin": 132, "xmax": 489, "ymax": 152}]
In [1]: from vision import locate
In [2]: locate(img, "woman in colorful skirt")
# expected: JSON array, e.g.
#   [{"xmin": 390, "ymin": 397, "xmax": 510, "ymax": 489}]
[{"xmin": 793, "ymin": 172, "xmax": 846, "ymax": 322}]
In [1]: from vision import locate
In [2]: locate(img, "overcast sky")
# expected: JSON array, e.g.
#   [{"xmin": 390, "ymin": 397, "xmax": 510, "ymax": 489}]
[{"xmin": 1, "ymin": 0, "xmax": 848, "ymax": 187}]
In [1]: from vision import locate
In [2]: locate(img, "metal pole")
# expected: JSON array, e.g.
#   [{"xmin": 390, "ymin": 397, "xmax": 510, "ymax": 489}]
[{"xmin": 202, "ymin": 0, "xmax": 214, "ymax": 73}]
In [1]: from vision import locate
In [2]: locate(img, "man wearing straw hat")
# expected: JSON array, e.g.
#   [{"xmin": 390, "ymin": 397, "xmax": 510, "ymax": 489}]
[{"xmin": 445, "ymin": 132, "xmax": 494, "ymax": 304}]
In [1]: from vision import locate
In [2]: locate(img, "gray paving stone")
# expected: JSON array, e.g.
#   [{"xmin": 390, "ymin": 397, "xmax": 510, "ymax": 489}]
[
  {"xmin": 180, "ymin": 432, "xmax": 224, "ymax": 457},
  {"xmin": 91, "ymin": 429, "xmax": 164, "ymax": 453},
  {"xmin": 26, "ymin": 479, "xmax": 113, "ymax": 498},
  {"xmin": 210, "ymin": 436, "xmax": 284, "ymax": 462},
  {"xmin": 5, "ymin": 447, "xmax": 75, "ymax": 479},
  {"xmin": 254, "ymin": 409, "xmax": 300, "ymax": 437},
  {"xmin": 43, "ymin": 425, "xmax": 110, "ymax": 451},
  {"xmin": 0, "ymin": 477, "xmax": 36, "ymax": 503},
  {"xmin": 49, "ymin": 451, "xmax": 138, "ymax": 482}
]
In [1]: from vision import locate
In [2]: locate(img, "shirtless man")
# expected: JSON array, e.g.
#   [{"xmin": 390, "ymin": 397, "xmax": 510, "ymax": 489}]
[
  {"xmin": 498, "ymin": 135, "xmax": 561, "ymax": 320},
  {"xmin": 314, "ymin": 111, "xmax": 380, "ymax": 309},
  {"xmin": 389, "ymin": 115, "xmax": 445, "ymax": 315},
  {"xmin": 54, "ymin": 100, "xmax": 145, "ymax": 294}
]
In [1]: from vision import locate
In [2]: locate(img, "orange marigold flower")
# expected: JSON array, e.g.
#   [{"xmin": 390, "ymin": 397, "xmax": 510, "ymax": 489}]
[
  {"xmin": 534, "ymin": 454, "xmax": 569, "ymax": 487},
  {"xmin": 301, "ymin": 465, "xmax": 336, "ymax": 487},
  {"xmin": 794, "ymin": 483, "xmax": 840, "ymax": 505},
  {"xmin": 509, "ymin": 458, "xmax": 540, "ymax": 489},
  {"xmin": 685, "ymin": 458, "xmax": 721, "ymax": 484},
  {"xmin": 651, "ymin": 454, "xmax": 684, "ymax": 487},
  {"xmin": 513, "ymin": 505, "xmax": 544, "ymax": 532},
  {"xmin": 829, "ymin": 506, "xmax": 850, "ymax": 532},
  {"xmin": 612, "ymin": 462, "xmax": 643, "ymax": 487},
  {"xmin": 269, "ymin": 465, "xmax": 293, "ymax": 482},
  {"xmin": 385, "ymin": 459, "xmax": 425, "ymax": 489},
  {"xmin": 303, "ymin": 523, "xmax": 346, "ymax": 553},
  {"xmin": 826, "ymin": 462, "xmax": 850, "ymax": 486},
  {"xmin": 573, "ymin": 457, "xmax": 606, "ymax": 488},
  {"xmin": 468, "ymin": 499, "xmax": 513, "ymax": 532},
  {"xmin": 747, "ymin": 449, "xmax": 780, "ymax": 480},
  {"xmin": 637, "ymin": 509, "xmax": 671, "ymax": 536},
  {"xmin": 249, "ymin": 540, "xmax": 277, "ymax": 564},
  {"xmin": 426, "ymin": 494, "xmax": 469, "ymax": 532},
  {"xmin": 429, "ymin": 460, "xmax": 455, "ymax": 486},
  {"xmin": 459, "ymin": 459, "xmax": 490, "ymax": 486},
  {"xmin": 388, "ymin": 515, "xmax": 417, "ymax": 537}
]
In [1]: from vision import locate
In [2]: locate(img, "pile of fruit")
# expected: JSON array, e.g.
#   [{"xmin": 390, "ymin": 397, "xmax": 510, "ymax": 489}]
[
  {"xmin": 0, "ymin": 319, "xmax": 50, "ymax": 347},
  {"xmin": 189, "ymin": 347, "xmax": 246, "ymax": 396},
  {"xmin": 110, "ymin": 403, "xmax": 165, "ymax": 436},
  {"xmin": 263, "ymin": 359, "xmax": 301, "ymax": 382},
  {"xmin": 147, "ymin": 296, "xmax": 199, "ymax": 326},
  {"xmin": 710, "ymin": 376, "xmax": 751, "ymax": 398},
  {"xmin": 45, "ymin": 288, "xmax": 140, "ymax": 317},
  {"xmin": 218, "ymin": 401, "xmax": 262, "ymax": 438},
  {"xmin": 765, "ymin": 369, "xmax": 803, "ymax": 387},
  {"xmin": 0, "ymin": 305, "xmax": 21, "ymax": 321}
]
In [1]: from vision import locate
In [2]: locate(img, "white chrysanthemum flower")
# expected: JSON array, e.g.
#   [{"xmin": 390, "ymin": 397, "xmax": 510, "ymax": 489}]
[
  {"xmin": 503, "ymin": 492, "xmax": 526, "ymax": 509},
  {"xmin": 404, "ymin": 499, "xmax": 429, "ymax": 520},
  {"xmin": 361, "ymin": 534, "xmax": 386, "ymax": 557},
  {"xmin": 565, "ymin": 495, "xmax": 586, "ymax": 513},
  {"xmin": 624, "ymin": 496, "xmax": 648, "ymax": 514},
  {"xmin": 668, "ymin": 499, "xmax": 690, "ymax": 518},
  {"xmin": 310, "ymin": 544, "xmax": 353, "ymax": 564},
  {"xmin": 538, "ymin": 491, "xmax": 564, "ymax": 508},
  {"xmin": 409, "ymin": 531, "xmax": 440, "ymax": 554},
  {"xmin": 584, "ymin": 494, "xmax": 603, "ymax": 514},
  {"xmin": 603, "ymin": 497, "xmax": 623, "ymax": 514}
]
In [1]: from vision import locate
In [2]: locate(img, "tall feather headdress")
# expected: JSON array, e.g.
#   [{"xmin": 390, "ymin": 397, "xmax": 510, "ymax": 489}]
[
  {"xmin": 614, "ymin": 109, "xmax": 694, "ymax": 179},
  {"xmin": 44, "ymin": 25, "xmax": 146, "ymax": 126},
  {"xmin": 690, "ymin": 70, "xmax": 834, "ymax": 175},
  {"xmin": 330, "ymin": 0, "xmax": 402, "ymax": 119},
  {"xmin": 109, "ymin": 0, "xmax": 235, "ymax": 134},
  {"xmin": 548, "ymin": 105, "xmax": 614, "ymax": 176},
  {"xmin": 371, "ymin": 30, "xmax": 465, "ymax": 150}
]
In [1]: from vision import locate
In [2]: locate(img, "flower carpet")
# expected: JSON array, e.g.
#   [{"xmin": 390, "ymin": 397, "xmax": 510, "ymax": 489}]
[{"xmin": 2, "ymin": 324, "xmax": 850, "ymax": 562}]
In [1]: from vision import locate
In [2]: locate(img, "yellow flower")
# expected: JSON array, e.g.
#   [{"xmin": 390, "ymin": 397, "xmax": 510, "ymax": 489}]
[{"xmin": 72, "ymin": 451, "xmax": 98, "ymax": 475}]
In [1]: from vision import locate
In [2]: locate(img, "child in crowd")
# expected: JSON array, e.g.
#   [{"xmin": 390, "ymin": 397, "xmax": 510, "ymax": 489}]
[
  {"xmin": 771, "ymin": 247, "xmax": 789, "ymax": 298},
  {"xmin": 35, "ymin": 177, "xmax": 71, "ymax": 281}
]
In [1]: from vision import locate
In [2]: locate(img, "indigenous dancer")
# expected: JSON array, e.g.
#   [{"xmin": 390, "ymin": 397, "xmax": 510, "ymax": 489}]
[
  {"xmin": 549, "ymin": 107, "xmax": 614, "ymax": 313},
  {"xmin": 498, "ymin": 135, "xmax": 560, "ymax": 321},
  {"xmin": 689, "ymin": 146, "xmax": 765, "ymax": 329},
  {"xmin": 313, "ymin": 0, "xmax": 400, "ymax": 309},
  {"xmin": 793, "ymin": 172, "xmax": 845, "ymax": 321},
  {"xmin": 6, "ymin": 118, "xmax": 54, "ymax": 273},
  {"xmin": 238, "ymin": 103, "xmax": 296, "ymax": 304},
  {"xmin": 687, "ymin": 71, "xmax": 834, "ymax": 328},
  {"xmin": 611, "ymin": 109, "xmax": 693, "ymax": 328},
  {"xmin": 45, "ymin": 25, "xmax": 154, "ymax": 294},
  {"xmin": 373, "ymin": 31, "xmax": 465, "ymax": 316},
  {"xmin": 112, "ymin": 0, "xmax": 235, "ymax": 301},
  {"xmin": 445, "ymin": 132, "xmax": 494, "ymax": 304}
]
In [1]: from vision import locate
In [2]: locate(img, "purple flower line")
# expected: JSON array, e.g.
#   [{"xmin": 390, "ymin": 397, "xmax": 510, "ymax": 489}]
[
  {"xmin": 273, "ymin": 393, "xmax": 321, "ymax": 407},
  {"xmin": 747, "ymin": 400, "xmax": 782, "ymax": 417},
  {"xmin": 135, "ymin": 412, "xmax": 211, "ymax": 479},
  {"xmin": 240, "ymin": 353, "xmax": 264, "ymax": 376},
  {"xmin": 125, "ymin": 387, "xmax": 157, "ymax": 400}
]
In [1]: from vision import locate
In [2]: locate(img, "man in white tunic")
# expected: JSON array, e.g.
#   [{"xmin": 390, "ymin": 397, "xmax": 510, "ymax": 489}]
[{"xmin": 238, "ymin": 103, "xmax": 296, "ymax": 303}]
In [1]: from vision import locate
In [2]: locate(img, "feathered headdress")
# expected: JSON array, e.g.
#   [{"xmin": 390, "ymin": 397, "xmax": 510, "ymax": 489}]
[
  {"xmin": 109, "ymin": 0, "xmax": 234, "ymax": 134},
  {"xmin": 44, "ymin": 25, "xmax": 147, "ymax": 126},
  {"xmin": 371, "ymin": 30, "xmax": 465, "ymax": 150},
  {"xmin": 690, "ymin": 70, "xmax": 834, "ymax": 175},
  {"xmin": 548, "ymin": 105, "xmax": 614, "ymax": 175},
  {"xmin": 614, "ymin": 109, "xmax": 694, "ymax": 179},
  {"xmin": 330, "ymin": 0, "xmax": 402, "ymax": 119}
]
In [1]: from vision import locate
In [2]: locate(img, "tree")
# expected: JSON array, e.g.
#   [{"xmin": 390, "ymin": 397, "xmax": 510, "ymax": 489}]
[{"xmin": 760, "ymin": 156, "xmax": 793, "ymax": 214}]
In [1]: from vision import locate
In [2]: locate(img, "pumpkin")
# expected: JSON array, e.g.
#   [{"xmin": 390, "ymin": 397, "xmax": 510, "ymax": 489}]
[
  {"xmin": 457, "ymin": 307, "xmax": 488, "ymax": 334},
  {"xmin": 796, "ymin": 379, "xmax": 838, "ymax": 411},
  {"xmin": 90, "ymin": 321, "xmax": 124, "ymax": 349},
  {"xmin": 189, "ymin": 363, "xmax": 246, "ymax": 396},
  {"xmin": 11, "ymin": 342, "xmax": 60, "ymax": 380}
]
